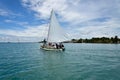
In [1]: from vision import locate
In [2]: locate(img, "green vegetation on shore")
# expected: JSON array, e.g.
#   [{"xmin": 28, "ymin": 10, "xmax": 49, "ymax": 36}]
[{"xmin": 66, "ymin": 36, "xmax": 120, "ymax": 43}]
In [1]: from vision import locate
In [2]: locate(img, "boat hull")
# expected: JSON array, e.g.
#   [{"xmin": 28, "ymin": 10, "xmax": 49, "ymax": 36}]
[{"xmin": 40, "ymin": 46, "xmax": 65, "ymax": 51}]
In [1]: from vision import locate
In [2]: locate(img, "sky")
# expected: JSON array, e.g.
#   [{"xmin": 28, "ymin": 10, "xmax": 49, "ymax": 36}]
[{"xmin": 0, "ymin": 0, "xmax": 120, "ymax": 42}]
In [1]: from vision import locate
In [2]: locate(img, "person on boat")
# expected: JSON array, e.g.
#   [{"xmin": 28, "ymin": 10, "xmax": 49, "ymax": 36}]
[
  {"xmin": 60, "ymin": 43, "xmax": 65, "ymax": 51},
  {"xmin": 56, "ymin": 43, "xmax": 59, "ymax": 49},
  {"xmin": 59, "ymin": 42, "xmax": 64, "ymax": 48},
  {"xmin": 61, "ymin": 43, "xmax": 64, "ymax": 48},
  {"xmin": 48, "ymin": 43, "xmax": 52, "ymax": 46},
  {"xmin": 52, "ymin": 44, "xmax": 56, "ymax": 48},
  {"xmin": 43, "ymin": 39, "xmax": 46, "ymax": 47}
]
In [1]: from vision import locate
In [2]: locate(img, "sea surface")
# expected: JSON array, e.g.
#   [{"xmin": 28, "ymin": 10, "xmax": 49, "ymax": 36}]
[{"xmin": 0, "ymin": 43, "xmax": 120, "ymax": 80}]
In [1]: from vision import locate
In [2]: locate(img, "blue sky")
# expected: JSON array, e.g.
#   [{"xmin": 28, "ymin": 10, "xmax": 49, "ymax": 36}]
[{"xmin": 0, "ymin": 0, "xmax": 120, "ymax": 42}]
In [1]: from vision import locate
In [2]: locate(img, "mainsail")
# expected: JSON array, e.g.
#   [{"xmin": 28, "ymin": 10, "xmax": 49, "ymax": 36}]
[{"xmin": 47, "ymin": 10, "xmax": 68, "ymax": 42}]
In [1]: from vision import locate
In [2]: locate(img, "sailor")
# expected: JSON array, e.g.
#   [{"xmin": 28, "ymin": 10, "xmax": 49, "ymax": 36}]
[
  {"xmin": 52, "ymin": 44, "xmax": 56, "ymax": 48},
  {"xmin": 48, "ymin": 43, "xmax": 52, "ymax": 46},
  {"xmin": 61, "ymin": 43, "xmax": 64, "ymax": 48},
  {"xmin": 59, "ymin": 42, "xmax": 64, "ymax": 48},
  {"xmin": 43, "ymin": 39, "xmax": 46, "ymax": 47},
  {"xmin": 56, "ymin": 43, "xmax": 59, "ymax": 49}
]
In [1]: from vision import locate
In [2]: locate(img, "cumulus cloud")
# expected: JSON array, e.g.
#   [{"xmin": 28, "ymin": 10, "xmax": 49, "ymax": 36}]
[
  {"xmin": 0, "ymin": 8, "xmax": 22, "ymax": 17},
  {"xmin": 4, "ymin": 19, "xmax": 28, "ymax": 26},
  {"xmin": 21, "ymin": 0, "xmax": 120, "ymax": 22},
  {"xmin": 69, "ymin": 18, "xmax": 120, "ymax": 39},
  {"xmin": 0, "ymin": 9, "xmax": 9, "ymax": 16},
  {"xmin": 21, "ymin": 0, "xmax": 120, "ymax": 39},
  {"xmin": 1, "ymin": 0, "xmax": 120, "ymax": 42},
  {"xmin": 0, "ymin": 24, "xmax": 48, "ymax": 38},
  {"xmin": 21, "ymin": 0, "xmax": 82, "ymax": 22},
  {"xmin": 0, "ymin": 24, "xmax": 49, "ymax": 42}
]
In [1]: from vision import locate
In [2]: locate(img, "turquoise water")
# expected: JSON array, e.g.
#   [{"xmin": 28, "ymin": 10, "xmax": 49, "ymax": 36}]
[{"xmin": 0, "ymin": 43, "xmax": 120, "ymax": 80}]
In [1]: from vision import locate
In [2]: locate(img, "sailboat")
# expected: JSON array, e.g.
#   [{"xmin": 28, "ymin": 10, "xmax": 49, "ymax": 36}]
[{"xmin": 41, "ymin": 10, "xmax": 68, "ymax": 51}]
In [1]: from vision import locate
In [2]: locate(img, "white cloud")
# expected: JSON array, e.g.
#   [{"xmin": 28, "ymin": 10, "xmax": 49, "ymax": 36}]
[
  {"xmin": 21, "ymin": 0, "xmax": 120, "ymax": 24},
  {"xmin": 4, "ymin": 19, "xmax": 28, "ymax": 26},
  {"xmin": 0, "ymin": 9, "xmax": 9, "ymax": 16},
  {"xmin": 68, "ymin": 18, "xmax": 120, "ymax": 39},
  {"xmin": 21, "ymin": 0, "xmax": 120, "ymax": 22},
  {"xmin": 0, "ymin": 24, "xmax": 49, "ymax": 42},
  {"xmin": 21, "ymin": 0, "xmax": 82, "ymax": 21},
  {"xmin": 1, "ymin": 0, "xmax": 120, "ymax": 42},
  {"xmin": 0, "ymin": 24, "xmax": 48, "ymax": 38},
  {"xmin": 0, "ymin": 8, "xmax": 22, "ymax": 17}
]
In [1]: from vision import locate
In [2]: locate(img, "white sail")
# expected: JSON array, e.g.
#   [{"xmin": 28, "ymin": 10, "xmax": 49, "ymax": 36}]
[{"xmin": 47, "ymin": 10, "xmax": 68, "ymax": 42}]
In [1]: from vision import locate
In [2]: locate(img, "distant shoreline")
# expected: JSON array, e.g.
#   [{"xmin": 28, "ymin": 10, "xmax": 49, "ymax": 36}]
[{"xmin": 63, "ymin": 36, "xmax": 120, "ymax": 44}]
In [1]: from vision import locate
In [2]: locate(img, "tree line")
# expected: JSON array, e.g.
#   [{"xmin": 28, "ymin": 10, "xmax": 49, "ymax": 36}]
[{"xmin": 70, "ymin": 36, "xmax": 120, "ymax": 43}]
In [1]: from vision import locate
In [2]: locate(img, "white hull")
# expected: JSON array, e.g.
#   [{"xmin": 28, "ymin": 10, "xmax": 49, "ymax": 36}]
[{"xmin": 40, "ymin": 46, "xmax": 65, "ymax": 51}]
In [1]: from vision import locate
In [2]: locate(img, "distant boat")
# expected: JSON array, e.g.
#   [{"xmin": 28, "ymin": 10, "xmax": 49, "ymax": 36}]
[{"xmin": 41, "ymin": 10, "xmax": 68, "ymax": 51}]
